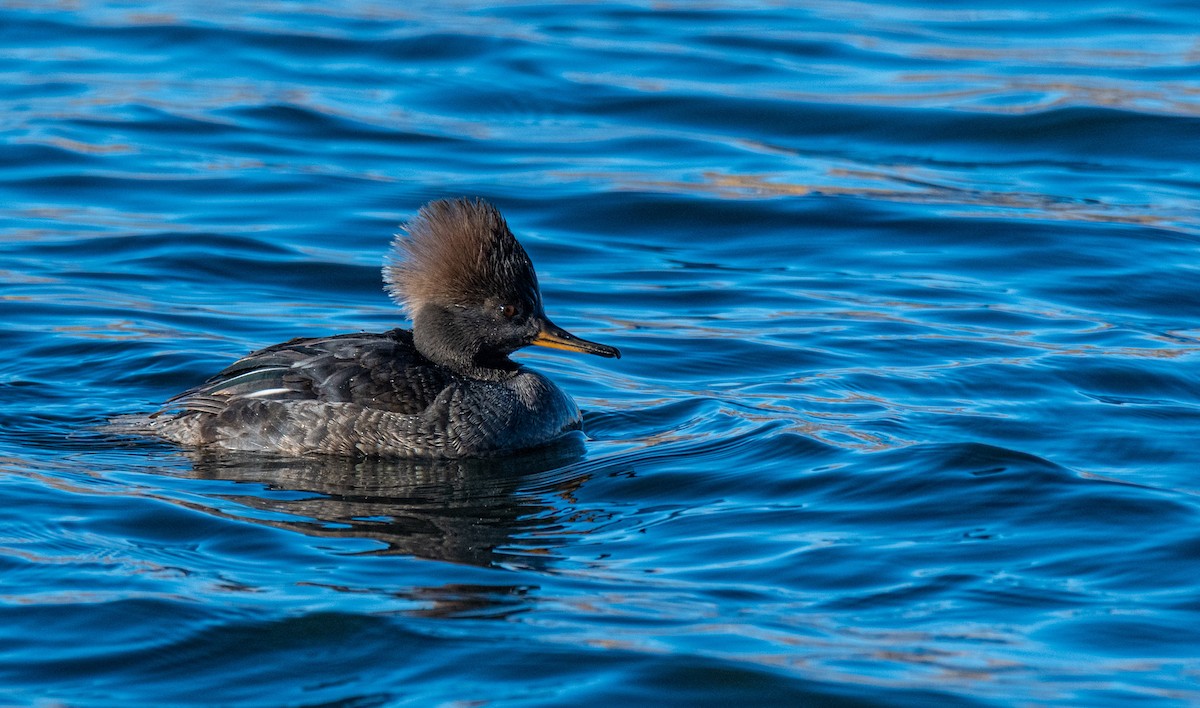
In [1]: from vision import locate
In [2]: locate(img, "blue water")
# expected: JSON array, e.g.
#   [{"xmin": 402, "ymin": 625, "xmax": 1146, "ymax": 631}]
[{"xmin": 3, "ymin": 2, "xmax": 1200, "ymax": 705}]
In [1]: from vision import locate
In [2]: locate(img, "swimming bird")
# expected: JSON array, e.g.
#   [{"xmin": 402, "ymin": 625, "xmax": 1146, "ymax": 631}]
[{"xmin": 143, "ymin": 198, "xmax": 620, "ymax": 457}]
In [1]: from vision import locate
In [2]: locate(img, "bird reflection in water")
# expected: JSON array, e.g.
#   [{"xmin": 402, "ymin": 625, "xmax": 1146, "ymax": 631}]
[{"xmin": 178, "ymin": 434, "xmax": 588, "ymax": 568}]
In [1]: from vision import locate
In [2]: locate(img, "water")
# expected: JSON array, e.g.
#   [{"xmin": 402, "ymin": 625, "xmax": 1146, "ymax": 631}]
[{"xmin": 3, "ymin": 1, "xmax": 1200, "ymax": 705}]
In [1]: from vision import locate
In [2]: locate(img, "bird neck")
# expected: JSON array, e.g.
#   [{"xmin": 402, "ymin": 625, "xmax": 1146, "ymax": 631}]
[{"xmin": 411, "ymin": 306, "xmax": 518, "ymax": 382}]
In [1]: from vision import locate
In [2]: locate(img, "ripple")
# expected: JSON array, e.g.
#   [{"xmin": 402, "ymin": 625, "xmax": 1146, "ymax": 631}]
[{"xmin": 3, "ymin": 1, "xmax": 1200, "ymax": 705}]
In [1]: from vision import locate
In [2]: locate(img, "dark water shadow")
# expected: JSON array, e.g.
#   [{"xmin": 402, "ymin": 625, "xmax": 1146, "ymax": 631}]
[{"xmin": 170, "ymin": 435, "xmax": 589, "ymax": 570}]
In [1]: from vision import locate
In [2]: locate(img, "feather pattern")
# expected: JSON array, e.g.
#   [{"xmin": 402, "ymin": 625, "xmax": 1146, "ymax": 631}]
[
  {"xmin": 137, "ymin": 198, "xmax": 613, "ymax": 458},
  {"xmin": 146, "ymin": 329, "xmax": 582, "ymax": 457},
  {"xmin": 384, "ymin": 198, "xmax": 539, "ymax": 315}
]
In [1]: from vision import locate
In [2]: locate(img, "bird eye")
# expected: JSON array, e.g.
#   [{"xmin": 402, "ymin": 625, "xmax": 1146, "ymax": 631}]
[{"xmin": 500, "ymin": 304, "xmax": 517, "ymax": 319}]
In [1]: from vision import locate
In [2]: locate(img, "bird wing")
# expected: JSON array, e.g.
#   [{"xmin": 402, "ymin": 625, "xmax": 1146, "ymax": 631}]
[{"xmin": 158, "ymin": 329, "xmax": 454, "ymax": 417}]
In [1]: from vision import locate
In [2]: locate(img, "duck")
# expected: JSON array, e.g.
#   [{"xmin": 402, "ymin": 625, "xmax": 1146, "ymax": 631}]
[{"xmin": 143, "ymin": 198, "xmax": 620, "ymax": 457}]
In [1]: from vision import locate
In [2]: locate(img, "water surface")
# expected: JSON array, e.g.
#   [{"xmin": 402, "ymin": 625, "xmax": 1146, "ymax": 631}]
[{"xmin": 2, "ymin": 2, "xmax": 1200, "ymax": 705}]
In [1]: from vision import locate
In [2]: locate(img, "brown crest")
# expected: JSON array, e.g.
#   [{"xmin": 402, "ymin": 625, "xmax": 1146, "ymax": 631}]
[{"xmin": 385, "ymin": 198, "xmax": 538, "ymax": 316}]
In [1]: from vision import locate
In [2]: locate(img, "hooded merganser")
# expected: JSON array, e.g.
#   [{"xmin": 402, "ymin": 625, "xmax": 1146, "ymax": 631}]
[{"xmin": 144, "ymin": 198, "xmax": 620, "ymax": 457}]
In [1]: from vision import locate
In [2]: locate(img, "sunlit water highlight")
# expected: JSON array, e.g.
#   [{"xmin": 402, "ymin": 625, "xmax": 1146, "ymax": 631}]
[{"xmin": 2, "ymin": 2, "xmax": 1199, "ymax": 706}]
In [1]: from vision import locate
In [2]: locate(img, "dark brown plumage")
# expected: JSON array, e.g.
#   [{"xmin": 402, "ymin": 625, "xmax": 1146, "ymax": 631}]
[{"xmin": 137, "ymin": 198, "xmax": 620, "ymax": 458}]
